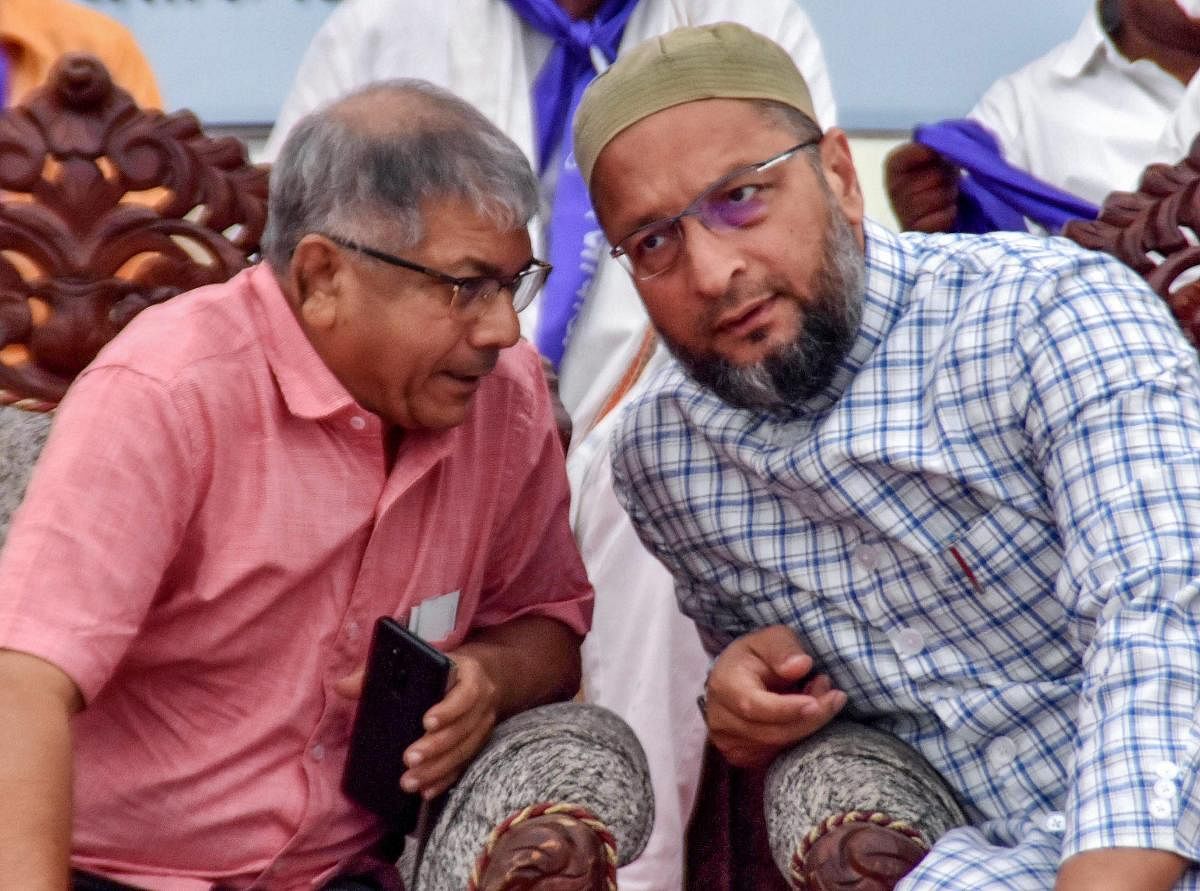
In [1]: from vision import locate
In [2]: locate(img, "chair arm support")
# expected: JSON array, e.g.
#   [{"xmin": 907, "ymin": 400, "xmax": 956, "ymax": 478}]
[
  {"xmin": 764, "ymin": 720, "xmax": 966, "ymax": 889},
  {"xmin": 414, "ymin": 702, "xmax": 653, "ymax": 891}
]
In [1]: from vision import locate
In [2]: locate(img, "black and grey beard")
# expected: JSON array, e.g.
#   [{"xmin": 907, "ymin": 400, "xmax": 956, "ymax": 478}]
[{"xmin": 667, "ymin": 198, "xmax": 866, "ymax": 414}]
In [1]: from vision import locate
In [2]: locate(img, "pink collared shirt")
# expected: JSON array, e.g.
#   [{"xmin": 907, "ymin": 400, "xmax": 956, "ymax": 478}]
[{"xmin": 0, "ymin": 264, "xmax": 593, "ymax": 889}]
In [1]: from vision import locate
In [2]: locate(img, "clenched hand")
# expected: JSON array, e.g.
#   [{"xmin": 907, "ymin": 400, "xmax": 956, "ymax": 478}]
[{"xmin": 705, "ymin": 625, "xmax": 847, "ymax": 768}]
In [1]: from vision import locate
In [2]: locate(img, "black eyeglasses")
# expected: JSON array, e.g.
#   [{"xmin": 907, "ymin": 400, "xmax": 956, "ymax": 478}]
[
  {"xmin": 323, "ymin": 234, "xmax": 551, "ymax": 316},
  {"xmin": 610, "ymin": 139, "xmax": 820, "ymax": 281}
]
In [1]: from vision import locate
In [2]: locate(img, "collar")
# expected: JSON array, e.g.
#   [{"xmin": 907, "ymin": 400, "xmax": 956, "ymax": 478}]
[
  {"xmin": 1053, "ymin": 4, "xmax": 1121, "ymax": 79},
  {"xmin": 247, "ymin": 263, "xmax": 360, "ymax": 421}
]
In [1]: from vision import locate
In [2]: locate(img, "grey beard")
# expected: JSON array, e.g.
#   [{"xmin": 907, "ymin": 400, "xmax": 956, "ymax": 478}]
[{"xmin": 669, "ymin": 202, "xmax": 866, "ymax": 414}]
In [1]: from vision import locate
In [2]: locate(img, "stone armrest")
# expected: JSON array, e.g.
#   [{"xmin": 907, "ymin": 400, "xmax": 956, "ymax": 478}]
[
  {"xmin": 764, "ymin": 720, "xmax": 966, "ymax": 891},
  {"xmin": 412, "ymin": 702, "xmax": 653, "ymax": 891},
  {"xmin": 0, "ymin": 405, "xmax": 52, "ymax": 544}
]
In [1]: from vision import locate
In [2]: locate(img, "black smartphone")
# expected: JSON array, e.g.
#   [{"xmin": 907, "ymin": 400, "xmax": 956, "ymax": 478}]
[{"xmin": 342, "ymin": 616, "xmax": 453, "ymax": 833}]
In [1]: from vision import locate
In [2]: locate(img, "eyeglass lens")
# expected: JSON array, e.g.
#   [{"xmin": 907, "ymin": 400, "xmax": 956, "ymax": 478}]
[
  {"xmin": 452, "ymin": 264, "xmax": 549, "ymax": 315},
  {"xmin": 615, "ymin": 143, "xmax": 813, "ymax": 279}
]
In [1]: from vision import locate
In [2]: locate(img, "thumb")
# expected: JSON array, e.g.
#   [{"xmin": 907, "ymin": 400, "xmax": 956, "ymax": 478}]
[
  {"xmin": 746, "ymin": 625, "xmax": 813, "ymax": 685},
  {"xmin": 334, "ymin": 667, "xmax": 365, "ymax": 700}
]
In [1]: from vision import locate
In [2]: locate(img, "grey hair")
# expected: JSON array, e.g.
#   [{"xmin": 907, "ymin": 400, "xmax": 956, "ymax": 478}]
[{"xmin": 262, "ymin": 79, "xmax": 540, "ymax": 272}]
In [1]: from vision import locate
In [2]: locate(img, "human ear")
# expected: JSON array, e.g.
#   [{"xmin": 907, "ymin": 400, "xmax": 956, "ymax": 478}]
[
  {"xmin": 290, "ymin": 235, "xmax": 341, "ymax": 329},
  {"xmin": 817, "ymin": 128, "xmax": 865, "ymax": 229}
]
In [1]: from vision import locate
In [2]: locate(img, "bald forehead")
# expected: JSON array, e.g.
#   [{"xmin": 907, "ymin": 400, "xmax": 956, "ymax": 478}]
[{"xmin": 328, "ymin": 88, "xmax": 464, "ymax": 139}]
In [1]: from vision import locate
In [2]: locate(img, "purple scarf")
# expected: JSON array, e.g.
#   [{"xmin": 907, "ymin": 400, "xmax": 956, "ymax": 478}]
[
  {"xmin": 504, "ymin": 0, "xmax": 641, "ymax": 367},
  {"xmin": 914, "ymin": 119, "xmax": 1099, "ymax": 234}
]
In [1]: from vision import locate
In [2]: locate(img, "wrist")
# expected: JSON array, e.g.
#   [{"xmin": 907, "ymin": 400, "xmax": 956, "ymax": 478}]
[{"xmin": 1056, "ymin": 847, "xmax": 1189, "ymax": 891}]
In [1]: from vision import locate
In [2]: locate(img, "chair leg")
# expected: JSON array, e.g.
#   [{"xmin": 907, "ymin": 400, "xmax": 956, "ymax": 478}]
[{"xmin": 471, "ymin": 807, "xmax": 615, "ymax": 891}]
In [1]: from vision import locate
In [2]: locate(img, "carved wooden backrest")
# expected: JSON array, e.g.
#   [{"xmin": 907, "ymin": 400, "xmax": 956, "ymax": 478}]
[
  {"xmin": 0, "ymin": 52, "xmax": 268, "ymax": 408},
  {"xmin": 1063, "ymin": 134, "xmax": 1200, "ymax": 345}
]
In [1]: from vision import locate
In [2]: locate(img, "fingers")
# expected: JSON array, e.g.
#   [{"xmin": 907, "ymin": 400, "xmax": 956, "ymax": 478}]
[
  {"xmin": 400, "ymin": 655, "xmax": 497, "ymax": 799},
  {"xmin": 704, "ymin": 627, "xmax": 848, "ymax": 768},
  {"xmin": 421, "ymin": 658, "xmax": 492, "ymax": 731},
  {"xmin": 903, "ymin": 192, "xmax": 959, "ymax": 234},
  {"xmin": 739, "ymin": 625, "xmax": 815, "ymax": 688},
  {"xmin": 401, "ymin": 714, "xmax": 494, "ymax": 799},
  {"xmin": 709, "ymin": 687, "xmax": 847, "ymax": 768},
  {"xmin": 801, "ymin": 672, "xmax": 834, "ymax": 697},
  {"xmin": 884, "ymin": 141, "xmax": 959, "ymax": 233},
  {"xmin": 884, "ymin": 141, "xmax": 943, "ymax": 176},
  {"xmin": 333, "ymin": 668, "xmax": 364, "ymax": 700}
]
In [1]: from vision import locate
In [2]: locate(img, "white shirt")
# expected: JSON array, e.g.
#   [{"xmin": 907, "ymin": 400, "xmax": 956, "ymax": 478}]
[
  {"xmin": 1160, "ymin": 72, "xmax": 1200, "ymax": 159},
  {"xmin": 566, "ymin": 347, "xmax": 711, "ymax": 891},
  {"xmin": 267, "ymin": 4, "xmax": 837, "ymax": 889},
  {"xmin": 971, "ymin": 6, "xmax": 1192, "ymax": 205}
]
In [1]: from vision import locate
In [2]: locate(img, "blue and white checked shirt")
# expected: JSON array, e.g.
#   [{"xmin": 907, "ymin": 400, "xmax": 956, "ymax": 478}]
[{"xmin": 612, "ymin": 221, "xmax": 1200, "ymax": 887}]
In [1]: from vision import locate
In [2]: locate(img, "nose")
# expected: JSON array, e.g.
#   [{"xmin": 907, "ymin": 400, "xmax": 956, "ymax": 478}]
[
  {"xmin": 467, "ymin": 293, "xmax": 521, "ymax": 350},
  {"xmin": 678, "ymin": 215, "xmax": 746, "ymax": 300}
]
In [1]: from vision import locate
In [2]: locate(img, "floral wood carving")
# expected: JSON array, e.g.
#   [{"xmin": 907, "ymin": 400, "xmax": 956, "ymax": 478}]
[
  {"xmin": 473, "ymin": 814, "xmax": 611, "ymax": 891},
  {"xmin": 0, "ymin": 52, "xmax": 268, "ymax": 406},
  {"xmin": 1063, "ymin": 133, "xmax": 1200, "ymax": 346}
]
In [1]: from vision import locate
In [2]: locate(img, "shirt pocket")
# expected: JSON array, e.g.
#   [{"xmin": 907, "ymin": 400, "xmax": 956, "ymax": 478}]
[{"xmin": 874, "ymin": 501, "xmax": 1073, "ymax": 688}]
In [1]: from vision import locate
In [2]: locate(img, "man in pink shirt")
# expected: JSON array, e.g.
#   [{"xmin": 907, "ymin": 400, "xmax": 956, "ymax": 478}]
[{"xmin": 0, "ymin": 80, "xmax": 594, "ymax": 888}]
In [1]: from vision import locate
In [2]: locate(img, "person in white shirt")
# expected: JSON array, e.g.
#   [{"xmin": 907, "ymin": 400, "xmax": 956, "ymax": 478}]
[
  {"xmin": 265, "ymin": 4, "xmax": 837, "ymax": 888},
  {"xmin": 1161, "ymin": 49, "xmax": 1200, "ymax": 157},
  {"xmin": 886, "ymin": 0, "xmax": 1200, "ymax": 232}
]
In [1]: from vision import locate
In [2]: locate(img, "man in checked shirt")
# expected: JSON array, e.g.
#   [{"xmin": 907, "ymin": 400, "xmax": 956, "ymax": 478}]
[{"xmin": 572, "ymin": 21, "xmax": 1200, "ymax": 891}]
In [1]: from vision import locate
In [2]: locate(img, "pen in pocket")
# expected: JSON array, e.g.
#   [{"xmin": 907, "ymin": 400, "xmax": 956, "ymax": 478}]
[{"xmin": 948, "ymin": 546, "xmax": 985, "ymax": 597}]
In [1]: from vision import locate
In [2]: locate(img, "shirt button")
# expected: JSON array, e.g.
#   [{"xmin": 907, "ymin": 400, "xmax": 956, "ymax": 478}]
[
  {"xmin": 310, "ymin": 743, "xmax": 325, "ymax": 762},
  {"xmin": 1154, "ymin": 761, "xmax": 1180, "ymax": 781},
  {"xmin": 854, "ymin": 544, "xmax": 882, "ymax": 570},
  {"xmin": 890, "ymin": 627, "xmax": 925, "ymax": 657},
  {"xmin": 986, "ymin": 735, "xmax": 1018, "ymax": 769},
  {"xmin": 1153, "ymin": 779, "xmax": 1177, "ymax": 800},
  {"xmin": 1100, "ymin": 598, "xmax": 1122, "ymax": 621},
  {"xmin": 1043, "ymin": 812, "xmax": 1066, "ymax": 833},
  {"xmin": 347, "ymin": 620, "xmax": 361, "ymax": 641},
  {"xmin": 349, "ymin": 415, "xmax": 367, "ymax": 431},
  {"xmin": 1151, "ymin": 798, "xmax": 1174, "ymax": 819}
]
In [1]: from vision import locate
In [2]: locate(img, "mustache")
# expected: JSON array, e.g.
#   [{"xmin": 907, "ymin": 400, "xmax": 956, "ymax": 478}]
[
  {"xmin": 450, "ymin": 351, "xmax": 499, "ymax": 378},
  {"xmin": 704, "ymin": 276, "xmax": 799, "ymax": 329}
]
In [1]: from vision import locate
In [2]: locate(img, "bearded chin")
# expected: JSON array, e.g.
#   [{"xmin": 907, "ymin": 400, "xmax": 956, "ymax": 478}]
[{"xmin": 667, "ymin": 202, "xmax": 866, "ymax": 414}]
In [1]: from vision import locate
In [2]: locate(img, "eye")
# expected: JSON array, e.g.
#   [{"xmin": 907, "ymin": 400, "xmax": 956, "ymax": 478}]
[
  {"xmin": 706, "ymin": 182, "xmax": 769, "ymax": 229},
  {"xmin": 456, "ymin": 277, "xmax": 500, "ymax": 308},
  {"xmin": 631, "ymin": 226, "xmax": 674, "ymax": 259},
  {"xmin": 715, "ymin": 183, "xmax": 763, "ymax": 207},
  {"xmin": 721, "ymin": 183, "xmax": 763, "ymax": 206}
]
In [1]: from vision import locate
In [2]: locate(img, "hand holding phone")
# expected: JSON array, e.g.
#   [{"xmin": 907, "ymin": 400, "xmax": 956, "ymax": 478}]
[{"xmin": 342, "ymin": 617, "xmax": 453, "ymax": 833}]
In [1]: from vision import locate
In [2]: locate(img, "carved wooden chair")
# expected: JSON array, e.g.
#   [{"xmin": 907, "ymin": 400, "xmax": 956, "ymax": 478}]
[
  {"xmin": 0, "ymin": 51, "xmax": 268, "ymax": 539},
  {"xmin": 1063, "ymin": 132, "xmax": 1200, "ymax": 344},
  {"xmin": 0, "ymin": 54, "xmax": 652, "ymax": 890}
]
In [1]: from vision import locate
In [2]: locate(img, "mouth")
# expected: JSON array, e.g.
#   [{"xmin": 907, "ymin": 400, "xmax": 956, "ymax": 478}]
[
  {"xmin": 441, "ymin": 371, "xmax": 483, "ymax": 387},
  {"xmin": 439, "ymin": 362, "xmax": 495, "ymax": 393},
  {"xmin": 713, "ymin": 296, "xmax": 780, "ymax": 341}
]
